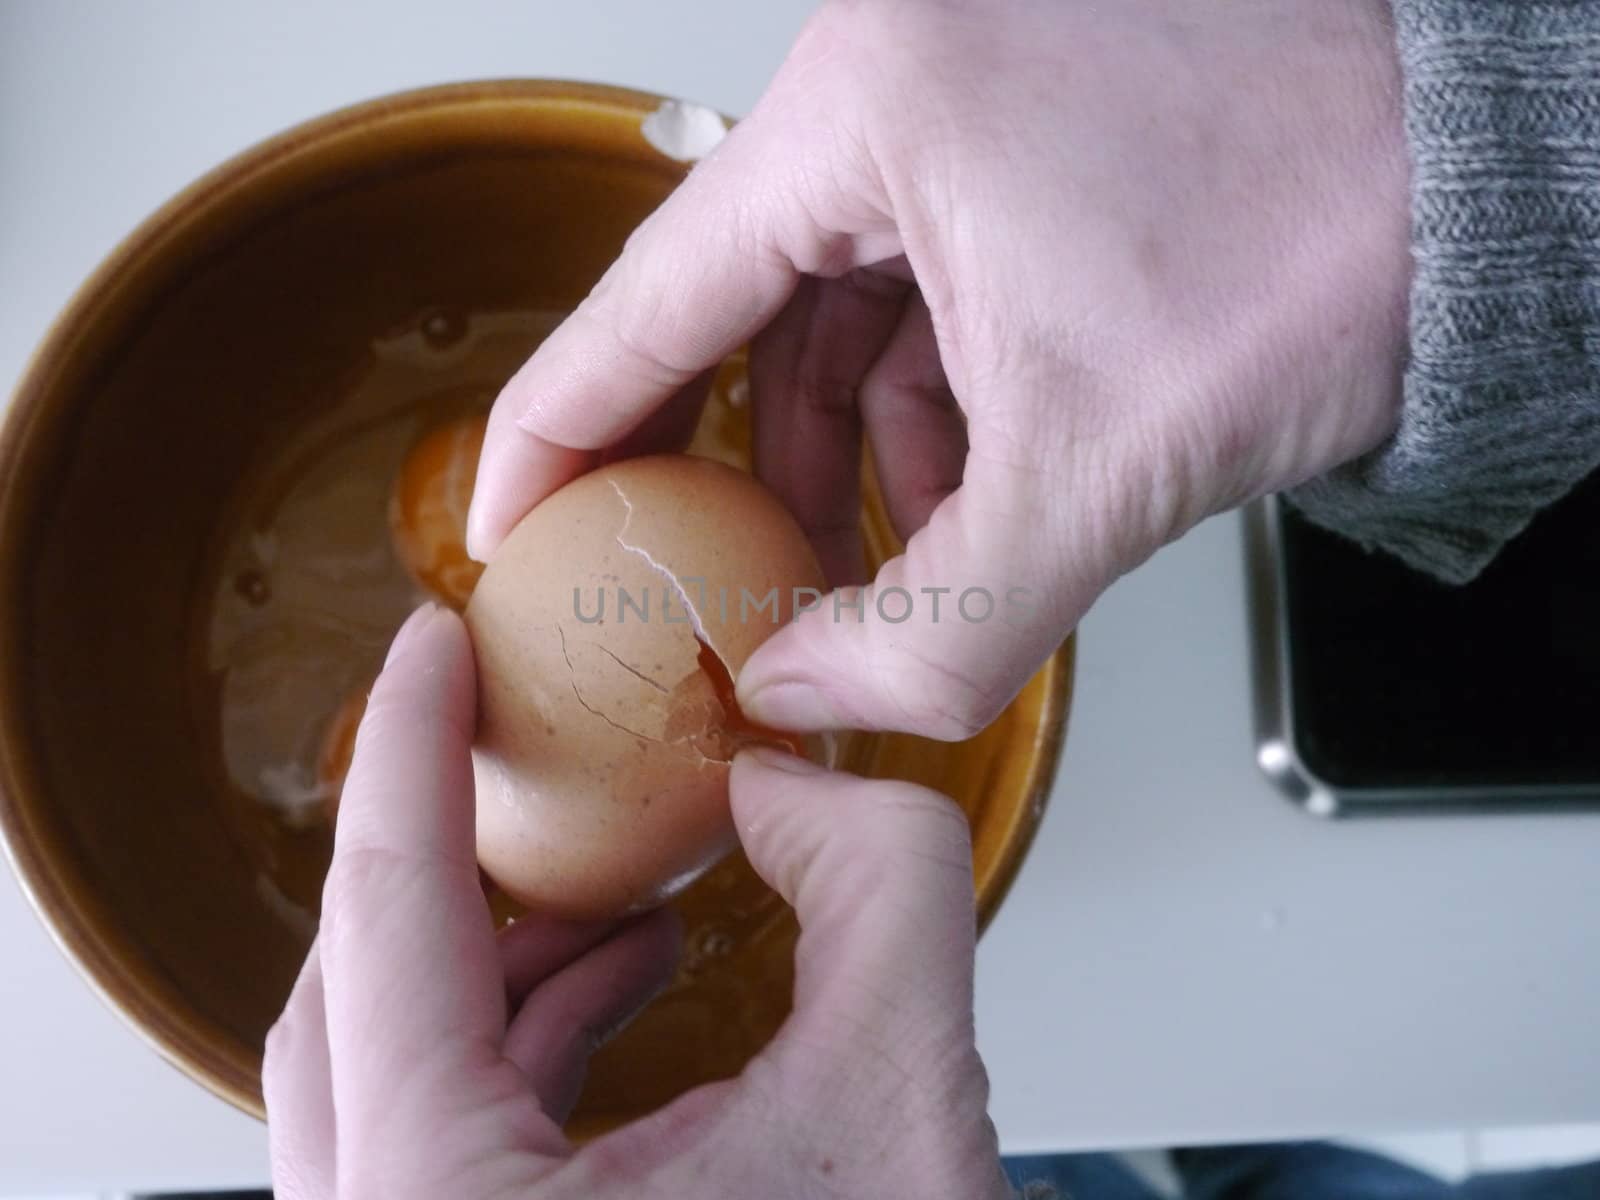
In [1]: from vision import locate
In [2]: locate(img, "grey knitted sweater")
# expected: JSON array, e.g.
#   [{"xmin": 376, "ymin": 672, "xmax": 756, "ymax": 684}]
[{"xmin": 1289, "ymin": 0, "xmax": 1600, "ymax": 584}]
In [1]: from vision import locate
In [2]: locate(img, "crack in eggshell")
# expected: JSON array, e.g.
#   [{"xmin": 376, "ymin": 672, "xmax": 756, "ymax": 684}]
[
  {"xmin": 556, "ymin": 489, "xmax": 741, "ymax": 768},
  {"xmin": 555, "ymin": 626, "xmax": 666, "ymax": 744},
  {"xmin": 608, "ymin": 478, "xmax": 738, "ymax": 670},
  {"xmin": 558, "ymin": 624, "xmax": 742, "ymax": 765},
  {"xmin": 470, "ymin": 456, "xmax": 841, "ymax": 919},
  {"xmin": 595, "ymin": 644, "xmax": 668, "ymax": 693},
  {"xmin": 609, "ymin": 477, "xmax": 809, "ymax": 760},
  {"xmin": 541, "ymin": 477, "xmax": 797, "ymax": 774}
]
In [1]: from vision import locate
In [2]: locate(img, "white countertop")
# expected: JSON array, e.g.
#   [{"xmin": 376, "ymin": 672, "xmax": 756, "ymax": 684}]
[{"xmin": 3, "ymin": 1, "xmax": 1598, "ymax": 1193}]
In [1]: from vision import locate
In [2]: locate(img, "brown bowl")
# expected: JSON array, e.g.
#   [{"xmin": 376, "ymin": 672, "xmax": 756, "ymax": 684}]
[{"xmin": 0, "ymin": 81, "xmax": 1072, "ymax": 1131}]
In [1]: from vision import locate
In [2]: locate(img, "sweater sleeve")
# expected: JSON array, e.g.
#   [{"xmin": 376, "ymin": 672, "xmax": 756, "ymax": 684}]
[{"xmin": 1287, "ymin": 0, "xmax": 1600, "ymax": 584}]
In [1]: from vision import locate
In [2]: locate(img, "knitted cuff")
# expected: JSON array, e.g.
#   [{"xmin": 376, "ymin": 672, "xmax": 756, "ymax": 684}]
[{"xmin": 1288, "ymin": 0, "xmax": 1600, "ymax": 583}]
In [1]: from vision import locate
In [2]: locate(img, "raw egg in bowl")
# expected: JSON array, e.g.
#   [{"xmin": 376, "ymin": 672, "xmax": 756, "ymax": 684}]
[{"xmin": 0, "ymin": 81, "xmax": 1074, "ymax": 1134}]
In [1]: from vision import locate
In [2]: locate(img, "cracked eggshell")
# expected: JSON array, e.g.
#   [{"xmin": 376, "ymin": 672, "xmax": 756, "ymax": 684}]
[{"xmin": 465, "ymin": 455, "xmax": 825, "ymax": 920}]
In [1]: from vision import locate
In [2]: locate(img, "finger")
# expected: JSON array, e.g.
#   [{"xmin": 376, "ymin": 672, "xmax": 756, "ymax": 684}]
[
  {"xmin": 264, "ymin": 941, "xmax": 336, "ymax": 1200},
  {"xmin": 729, "ymin": 752, "xmax": 979, "ymax": 1100},
  {"xmin": 465, "ymin": 421, "xmax": 591, "ymax": 564},
  {"xmin": 319, "ymin": 605, "xmax": 506, "ymax": 1144},
  {"xmin": 498, "ymin": 914, "xmax": 627, "ymax": 1004},
  {"xmin": 465, "ymin": 114, "xmax": 897, "ymax": 561},
  {"xmin": 503, "ymin": 907, "xmax": 682, "ymax": 1123},
  {"xmin": 600, "ymin": 371, "xmax": 714, "ymax": 466},
  {"xmin": 751, "ymin": 270, "xmax": 910, "ymax": 586},
  {"xmin": 737, "ymin": 446, "xmax": 1088, "ymax": 740},
  {"xmin": 465, "ymin": 131, "xmax": 803, "ymax": 560},
  {"xmin": 859, "ymin": 292, "xmax": 968, "ymax": 541},
  {"xmin": 475, "ymin": 375, "xmax": 713, "ymax": 558}
]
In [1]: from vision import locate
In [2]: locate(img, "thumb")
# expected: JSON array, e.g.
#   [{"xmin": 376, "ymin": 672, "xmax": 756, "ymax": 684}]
[
  {"xmin": 729, "ymin": 750, "xmax": 1001, "ymax": 1187},
  {"xmin": 738, "ymin": 460, "xmax": 1094, "ymax": 739},
  {"xmin": 731, "ymin": 750, "xmax": 978, "ymax": 1029}
]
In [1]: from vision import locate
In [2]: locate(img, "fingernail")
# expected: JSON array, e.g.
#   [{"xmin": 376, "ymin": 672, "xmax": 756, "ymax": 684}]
[
  {"xmin": 463, "ymin": 494, "xmax": 495, "ymax": 564},
  {"xmin": 739, "ymin": 680, "xmax": 842, "ymax": 731},
  {"xmin": 463, "ymin": 431, "xmax": 511, "ymax": 563},
  {"xmin": 385, "ymin": 602, "xmax": 441, "ymax": 668},
  {"xmin": 739, "ymin": 744, "xmax": 824, "ymax": 775}
]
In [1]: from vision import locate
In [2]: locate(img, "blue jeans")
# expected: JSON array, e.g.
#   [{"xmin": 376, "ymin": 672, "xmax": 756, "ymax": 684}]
[{"xmin": 1004, "ymin": 1143, "xmax": 1600, "ymax": 1199}]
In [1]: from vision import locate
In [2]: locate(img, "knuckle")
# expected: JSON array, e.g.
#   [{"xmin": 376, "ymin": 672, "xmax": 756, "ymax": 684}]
[
  {"xmin": 261, "ymin": 1025, "xmax": 291, "ymax": 1095},
  {"xmin": 262, "ymin": 1015, "xmax": 293, "ymax": 1069},
  {"xmin": 318, "ymin": 846, "xmax": 408, "ymax": 947},
  {"xmin": 871, "ymin": 644, "xmax": 1006, "ymax": 740},
  {"xmin": 602, "ymin": 264, "xmax": 718, "ymax": 383}
]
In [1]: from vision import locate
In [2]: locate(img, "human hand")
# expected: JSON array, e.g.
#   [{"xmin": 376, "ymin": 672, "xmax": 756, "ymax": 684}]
[
  {"xmin": 265, "ymin": 604, "xmax": 1010, "ymax": 1200},
  {"xmin": 466, "ymin": 0, "xmax": 1411, "ymax": 740}
]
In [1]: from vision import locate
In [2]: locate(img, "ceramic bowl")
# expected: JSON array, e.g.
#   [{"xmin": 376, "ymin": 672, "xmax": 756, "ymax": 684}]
[{"xmin": 0, "ymin": 81, "xmax": 1073, "ymax": 1131}]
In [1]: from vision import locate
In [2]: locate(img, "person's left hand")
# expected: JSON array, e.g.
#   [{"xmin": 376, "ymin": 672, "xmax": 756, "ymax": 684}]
[{"xmin": 264, "ymin": 603, "xmax": 1010, "ymax": 1200}]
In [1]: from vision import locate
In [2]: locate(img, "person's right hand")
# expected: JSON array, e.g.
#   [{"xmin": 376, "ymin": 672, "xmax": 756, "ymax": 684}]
[{"xmin": 467, "ymin": 0, "xmax": 1412, "ymax": 740}]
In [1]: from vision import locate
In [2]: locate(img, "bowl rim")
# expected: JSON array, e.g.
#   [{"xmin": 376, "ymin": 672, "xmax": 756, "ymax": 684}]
[
  {"xmin": 975, "ymin": 636, "xmax": 1074, "ymax": 931},
  {"xmin": 0, "ymin": 77, "xmax": 1074, "ymax": 1125}
]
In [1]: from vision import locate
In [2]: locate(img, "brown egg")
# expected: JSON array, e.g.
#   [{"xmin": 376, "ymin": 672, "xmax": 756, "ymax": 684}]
[
  {"xmin": 466, "ymin": 455, "xmax": 824, "ymax": 920},
  {"xmin": 389, "ymin": 411, "xmax": 488, "ymax": 608}
]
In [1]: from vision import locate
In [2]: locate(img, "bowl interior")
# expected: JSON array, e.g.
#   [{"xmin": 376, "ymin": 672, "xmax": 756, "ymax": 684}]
[{"xmin": 0, "ymin": 83, "xmax": 1071, "ymax": 1129}]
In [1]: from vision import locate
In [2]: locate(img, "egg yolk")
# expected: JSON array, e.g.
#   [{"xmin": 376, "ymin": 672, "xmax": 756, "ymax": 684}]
[
  {"xmin": 316, "ymin": 686, "xmax": 369, "ymax": 823},
  {"xmin": 389, "ymin": 412, "xmax": 488, "ymax": 609}
]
